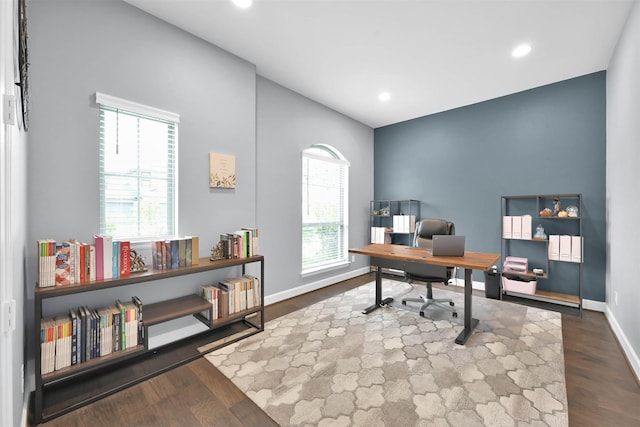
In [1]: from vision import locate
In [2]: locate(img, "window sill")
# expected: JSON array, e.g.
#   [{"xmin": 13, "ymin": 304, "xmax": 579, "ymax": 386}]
[{"xmin": 301, "ymin": 260, "xmax": 350, "ymax": 278}]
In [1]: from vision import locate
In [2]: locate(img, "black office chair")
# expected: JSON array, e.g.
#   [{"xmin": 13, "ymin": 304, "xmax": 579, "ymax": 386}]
[{"xmin": 402, "ymin": 218, "xmax": 458, "ymax": 318}]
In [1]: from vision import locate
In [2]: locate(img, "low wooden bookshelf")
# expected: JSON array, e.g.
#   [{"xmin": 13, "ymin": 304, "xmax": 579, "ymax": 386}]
[{"xmin": 33, "ymin": 255, "xmax": 264, "ymax": 424}]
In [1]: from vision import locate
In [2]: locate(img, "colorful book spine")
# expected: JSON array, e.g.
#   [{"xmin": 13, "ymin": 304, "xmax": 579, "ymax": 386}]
[
  {"xmin": 132, "ymin": 296, "xmax": 144, "ymax": 345},
  {"xmin": 77, "ymin": 242, "xmax": 86, "ymax": 284},
  {"xmin": 89, "ymin": 245, "xmax": 96, "ymax": 282},
  {"xmin": 170, "ymin": 240, "xmax": 179, "ymax": 269},
  {"xmin": 94, "ymin": 235, "xmax": 104, "ymax": 280},
  {"xmin": 178, "ymin": 238, "xmax": 186, "ymax": 267},
  {"xmin": 120, "ymin": 241, "xmax": 131, "ymax": 277},
  {"xmin": 103, "ymin": 235, "xmax": 113, "ymax": 280},
  {"xmin": 164, "ymin": 240, "xmax": 172, "ymax": 270},
  {"xmin": 112, "ymin": 240, "xmax": 120, "ymax": 279},
  {"xmin": 37, "ymin": 239, "xmax": 57, "ymax": 288},
  {"xmin": 69, "ymin": 309, "xmax": 78, "ymax": 365},
  {"xmin": 55, "ymin": 242, "xmax": 71, "ymax": 286},
  {"xmin": 185, "ymin": 238, "xmax": 192, "ymax": 266},
  {"xmin": 187, "ymin": 236, "xmax": 199, "ymax": 265}
]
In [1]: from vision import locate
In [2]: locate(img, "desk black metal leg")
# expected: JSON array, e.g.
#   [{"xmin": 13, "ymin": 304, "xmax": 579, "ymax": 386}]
[
  {"xmin": 362, "ymin": 266, "xmax": 393, "ymax": 314},
  {"xmin": 455, "ymin": 268, "xmax": 479, "ymax": 345}
]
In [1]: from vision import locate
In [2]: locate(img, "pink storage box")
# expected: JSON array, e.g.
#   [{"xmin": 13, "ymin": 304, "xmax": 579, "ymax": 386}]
[
  {"xmin": 502, "ymin": 276, "xmax": 537, "ymax": 295},
  {"xmin": 503, "ymin": 256, "xmax": 528, "ymax": 274}
]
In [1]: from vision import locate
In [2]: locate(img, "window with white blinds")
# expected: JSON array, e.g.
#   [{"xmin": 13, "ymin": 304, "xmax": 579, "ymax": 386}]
[
  {"xmin": 96, "ymin": 93, "xmax": 179, "ymax": 240},
  {"xmin": 302, "ymin": 145, "xmax": 349, "ymax": 274}
]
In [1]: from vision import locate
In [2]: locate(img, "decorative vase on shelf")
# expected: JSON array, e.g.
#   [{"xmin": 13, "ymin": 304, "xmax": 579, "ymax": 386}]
[{"xmin": 533, "ymin": 224, "xmax": 547, "ymax": 240}]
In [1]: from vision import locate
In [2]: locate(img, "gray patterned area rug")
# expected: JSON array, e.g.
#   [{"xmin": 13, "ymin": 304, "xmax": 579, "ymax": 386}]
[{"xmin": 205, "ymin": 279, "xmax": 568, "ymax": 427}]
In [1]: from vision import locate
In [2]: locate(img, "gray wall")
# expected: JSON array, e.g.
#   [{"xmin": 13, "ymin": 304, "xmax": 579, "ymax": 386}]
[
  {"xmin": 27, "ymin": 0, "xmax": 259, "ymax": 351},
  {"xmin": 26, "ymin": 0, "xmax": 372, "ymax": 367},
  {"xmin": 257, "ymin": 77, "xmax": 373, "ymax": 298},
  {"xmin": 374, "ymin": 72, "xmax": 606, "ymax": 302},
  {"xmin": 607, "ymin": 1, "xmax": 640, "ymax": 376}
]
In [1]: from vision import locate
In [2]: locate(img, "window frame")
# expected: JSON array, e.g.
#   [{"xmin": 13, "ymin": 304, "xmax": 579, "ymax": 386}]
[
  {"xmin": 95, "ymin": 92, "xmax": 179, "ymax": 241},
  {"xmin": 301, "ymin": 144, "xmax": 350, "ymax": 276}
]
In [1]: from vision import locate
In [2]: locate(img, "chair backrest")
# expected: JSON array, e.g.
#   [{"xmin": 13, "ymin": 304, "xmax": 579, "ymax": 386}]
[
  {"xmin": 404, "ymin": 218, "xmax": 455, "ymax": 282},
  {"xmin": 413, "ymin": 218, "xmax": 456, "ymax": 250}
]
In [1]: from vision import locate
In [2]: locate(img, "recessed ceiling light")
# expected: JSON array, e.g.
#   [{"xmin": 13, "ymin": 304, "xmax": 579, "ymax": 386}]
[
  {"xmin": 512, "ymin": 44, "xmax": 532, "ymax": 58},
  {"xmin": 378, "ymin": 92, "xmax": 391, "ymax": 102},
  {"xmin": 232, "ymin": 0, "xmax": 253, "ymax": 8}
]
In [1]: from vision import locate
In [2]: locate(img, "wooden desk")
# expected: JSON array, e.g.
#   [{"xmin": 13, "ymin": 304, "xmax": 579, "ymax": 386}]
[{"xmin": 349, "ymin": 244, "xmax": 500, "ymax": 345}]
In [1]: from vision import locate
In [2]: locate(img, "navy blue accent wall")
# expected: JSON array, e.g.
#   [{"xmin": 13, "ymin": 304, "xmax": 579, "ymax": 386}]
[{"xmin": 374, "ymin": 72, "xmax": 606, "ymax": 301}]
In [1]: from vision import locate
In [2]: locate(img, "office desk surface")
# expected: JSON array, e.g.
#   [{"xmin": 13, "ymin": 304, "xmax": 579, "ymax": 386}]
[
  {"xmin": 349, "ymin": 244, "xmax": 500, "ymax": 271},
  {"xmin": 350, "ymin": 244, "xmax": 501, "ymax": 345}
]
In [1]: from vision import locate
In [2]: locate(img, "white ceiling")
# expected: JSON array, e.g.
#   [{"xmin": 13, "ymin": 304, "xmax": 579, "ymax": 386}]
[{"xmin": 124, "ymin": 0, "xmax": 634, "ymax": 128}]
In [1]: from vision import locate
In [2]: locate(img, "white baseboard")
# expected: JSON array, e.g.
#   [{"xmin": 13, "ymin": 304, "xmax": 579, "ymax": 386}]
[
  {"xmin": 451, "ymin": 278, "xmax": 486, "ymax": 291},
  {"xmin": 264, "ymin": 267, "xmax": 370, "ymax": 306},
  {"xmin": 582, "ymin": 299, "xmax": 606, "ymax": 312},
  {"xmin": 605, "ymin": 306, "xmax": 640, "ymax": 384}
]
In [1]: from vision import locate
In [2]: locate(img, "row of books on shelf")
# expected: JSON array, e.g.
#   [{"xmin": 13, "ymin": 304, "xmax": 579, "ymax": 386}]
[
  {"xmin": 37, "ymin": 236, "xmax": 132, "ymax": 288},
  {"xmin": 219, "ymin": 228, "xmax": 260, "ymax": 259},
  {"xmin": 40, "ymin": 297, "xmax": 143, "ymax": 375},
  {"xmin": 150, "ymin": 235, "xmax": 200, "ymax": 270},
  {"xmin": 200, "ymin": 275, "xmax": 261, "ymax": 320}
]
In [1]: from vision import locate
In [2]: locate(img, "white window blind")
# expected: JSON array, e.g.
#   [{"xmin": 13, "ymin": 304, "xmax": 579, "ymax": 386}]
[
  {"xmin": 96, "ymin": 93, "xmax": 179, "ymax": 240},
  {"xmin": 302, "ymin": 146, "xmax": 349, "ymax": 273}
]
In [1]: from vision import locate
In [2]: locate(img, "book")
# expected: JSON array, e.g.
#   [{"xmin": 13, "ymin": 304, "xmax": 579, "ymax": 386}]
[
  {"xmin": 76, "ymin": 308, "xmax": 83, "ymax": 364},
  {"xmin": 97, "ymin": 307, "xmax": 114, "ymax": 357},
  {"xmin": 243, "ymin": 274, "xmax": 261, "ymax": 308},
  {"xmin": 241, "ymin": 227, "xmax": 260, "ymax": 256},
  {"xmin": 115, "ymin": 300, "xmax": 126, "ymax": 349},
  {"xmin": 112, "ymin": 306, "xmax": 121, "ymax": 352},
  {"xmin": 218, "ymin": 280, "xmax": 236, "ymax": 315},
  {"xmin": 217, "ymin": 287, "xmax": 229, "ymax": 319},
  {"xmin": 79, "ymin": 306, "xmax": 89, "ymax": 363},
  {"xmin": 163, "ymin": 240, "xmax": 172, "ymax": 270},
  {"xmin": 65, "ymin": 241, "xmax": 76, "ymax": 285},
  {"xmin": 178, "ymin": 238, "xmax": 186, "ymax": 267},
  {"xmin": 124, "ymin": 301, "xmax": 138, "ymax": 348},
  {"xmin": 186, "ymin": 236, "xmax": 199, "ymax": 265},
  {"xmin": 40, "ymin": 315, "xmax": 56, "ymax": 375},
  {"xmin": 185, "ymin": 238, "xmax": 192, "ymax": 266},
  {"xmin": 151, "ymin": 240, "xmax": 163, "ymax": 269},
  {"xmin": 69, "ymin": 309, "xmax": 78, "ymax": 365},
  {"xmin": 119, "ymin": 241, "xmax": 131, "ymax": 277},
  {"xmin": 94, "ymin": 235, "xmax": 104, "ymax": 280},
  {"xmin": 37, "ymin": 239, "xmax": 56, "ymax": 288},
  {"xmin": 54, "ymin": 314, "xmax": 72, "ymax": 371},
  {"xmin": 103, "ymin": 235, "xmax": 113, "ymax": 280},
  {"xmin": 89, "ymin": 245, "xmax": 96, "ymax": 281},
  {"xmin": 74, "ymin": 241, "xmax": 86, "ymax": 284},
  {"xmin": 91, "ymin": 309, "xmax": 98, "ymax": 359},
  {"xmin": 200, "ymin": 285, "xmax": 216, "ymax": 320},
  {"xmin": 131, "ymin": 296, "xmax": 144, "ymax": 345},
  {"xmin": 219, "ymin": 234, "xmax": 230, "ymax": 258},
  {"xmin": 170, "ymin": 240, "xmax": 179, "ymax": 269},
  {"xmin": 55, "ymin": 242, "xmax": 71, "ymax": 286},
  {"xmin": 112, "ymin": 241, "xmax": 120, "ymax": 279}
]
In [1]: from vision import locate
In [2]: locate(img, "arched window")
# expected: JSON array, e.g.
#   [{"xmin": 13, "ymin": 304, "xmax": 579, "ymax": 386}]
[{"xmin": 301, "ymin": 145, "xmax": 350, "ymax": 274}]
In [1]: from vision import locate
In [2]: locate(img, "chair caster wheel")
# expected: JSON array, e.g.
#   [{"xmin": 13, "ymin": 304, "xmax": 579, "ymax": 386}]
[
  {"xmin": 402, "ymin": 301, "xmax": 407, "ymax": 305},
  {"xmin": 452, "ymin": 312, "xmax": 458, "ymax": 318},
  {"xmin": 419, "ymin": 311, "xmax": 425, "ymax": 317},
  {"xmin": 449, "ymin": 302, "xmax": 455, "ymax": 306}
]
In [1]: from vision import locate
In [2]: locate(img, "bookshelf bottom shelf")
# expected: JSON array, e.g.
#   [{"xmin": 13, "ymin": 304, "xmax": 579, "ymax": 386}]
[
  {"xmin": 503, "ymin": 289, "xmax": 581, "ymax": 308},
  {"xmin": 38, "ymin": 319, "xmax": 262, "ymax": 423}
]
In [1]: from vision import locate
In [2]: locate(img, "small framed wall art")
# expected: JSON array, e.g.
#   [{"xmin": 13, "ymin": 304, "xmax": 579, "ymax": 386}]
[{"xmin": 209, "ymin": 152, "xmax": 236, "ymax": 188}]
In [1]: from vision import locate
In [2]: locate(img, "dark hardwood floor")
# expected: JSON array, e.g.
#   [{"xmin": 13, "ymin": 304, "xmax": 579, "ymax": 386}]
[{"xmin": 35, "ymin": 273, "xmax": 640, "ymax": 426}]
